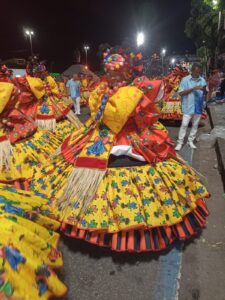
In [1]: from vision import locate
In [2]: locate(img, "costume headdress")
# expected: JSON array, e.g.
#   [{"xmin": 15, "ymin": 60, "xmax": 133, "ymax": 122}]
[{"xmin": 26, "ymin": 56, "xmax": 47, "ymax": 77}]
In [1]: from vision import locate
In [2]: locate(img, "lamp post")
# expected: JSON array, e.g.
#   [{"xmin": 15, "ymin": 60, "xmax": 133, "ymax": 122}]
[
  {"xmin": 161, "ymin": 48, "xmax": 166, "ymax": 76},
  {"xmin": 84, "ymin": 45, "xmax": 90, "ymax": 66},
  {"xmin": 137, "ymin": 32, "xmax": 145, "ymax": 47},
  {"xmin": 25, "ymin": 29, "xmax": 34, "ymax": 55},
  {"xmin": 212, "ymin": 0, "xmax": 222, "ymax": 67}
]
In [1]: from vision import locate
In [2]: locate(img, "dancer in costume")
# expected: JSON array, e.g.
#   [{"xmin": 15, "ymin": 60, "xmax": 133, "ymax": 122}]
[
  {"xmin": 0, "ymin": 183, "xmax": 67, "ymax": 299},
  {"xmin": 160, "ymin": 66, "xmax": 188, "ymax": 120},
  {"xmin": 0, "ymin": 65, "xmax": 62, "ymax": 189},
  {"xmin": 31, "ymin": 53, "xmax": 209, "ymax": 253},
  {"xmin": 57, "ymin": 76, "xmax": 74, "ymax": 108},
  {"xmin": 18, "ymin": 58, "xmax": 82, "ymax": 142}
]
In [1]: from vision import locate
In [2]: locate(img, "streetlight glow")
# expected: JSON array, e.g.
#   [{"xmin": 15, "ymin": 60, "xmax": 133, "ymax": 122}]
[
  {"xmin": 24, "ymin": 29, "xmax": 34, "ymax": 55},
  {"xmin": 84, "ymin": 45, "xmax": 90, "ymax": 51},
  {"xmin": 137, "ymin": 32, "xmax": 145, "ymax": 47},
  {"xmin": 84, "ymin": 45, "xmax": 90, "ymax": 65},
  {"xmin": 161, "ymin": 48, "xmax": 167, "ymax": 76},
  {"xmin": 171, "ymin": 58, "xmax": 176, "ymax": 64},
  {"xmin": 162, "ymin": 48, "xmax": 166, "ymax": 55}
]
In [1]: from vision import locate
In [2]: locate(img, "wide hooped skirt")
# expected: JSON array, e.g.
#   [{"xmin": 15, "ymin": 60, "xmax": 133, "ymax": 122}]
[{"xmin": 31, "ymin": 155, "xmax": 210, "ymax": 253}]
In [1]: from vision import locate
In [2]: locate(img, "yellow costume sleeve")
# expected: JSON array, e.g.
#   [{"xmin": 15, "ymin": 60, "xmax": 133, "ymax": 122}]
[
  {"xmin": 0, "ymin": 82, "xmax": 14, "ymax": 114},
  {"xmin": 26, "ymin": 76, "xmax": 45, "ymax": 99},
  {"xmin": 103, "ymin": 86, "xmax": 143, "ymax": 134}
]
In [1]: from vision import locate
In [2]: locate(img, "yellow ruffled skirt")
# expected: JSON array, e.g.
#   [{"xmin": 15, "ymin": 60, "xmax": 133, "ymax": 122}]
[
  {"xmin": 0, "ymin": 130, "xmax": 61, "ymax": 186},
  {"xmin": 31, "ymin": 153, "xmax": 209, "ymax": 252},
  {"xmin": 0, "ymin": 185, "xmax": 67, "ymax": 299}
]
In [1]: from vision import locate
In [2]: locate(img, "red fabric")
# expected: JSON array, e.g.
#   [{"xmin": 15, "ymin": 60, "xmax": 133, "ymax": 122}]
[
  {"xmin": 76, "ymin": 157, "xmax": 108, "ymax": 169},
  {"xmin": 0, "ymin": 78, "xmax": 37, "ymax": 144}
]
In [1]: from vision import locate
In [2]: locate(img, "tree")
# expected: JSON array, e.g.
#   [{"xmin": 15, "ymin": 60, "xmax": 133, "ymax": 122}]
[{"xmin": 185, "ymin": 0, "xmax": 225, "ymax": 68}]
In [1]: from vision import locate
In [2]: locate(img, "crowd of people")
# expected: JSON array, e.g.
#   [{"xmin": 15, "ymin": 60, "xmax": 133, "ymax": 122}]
[{"xmin": 0, "ymin": 51, "xmax": 213, "ymax": 299}]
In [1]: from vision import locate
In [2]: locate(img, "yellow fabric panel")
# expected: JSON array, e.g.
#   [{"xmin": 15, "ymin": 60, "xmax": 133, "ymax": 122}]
[
  {"xmin": 89, "ymin": 85, "xmax": 106, "ymax": 119},
  {"xmin": 0, "ymin": 82, "xmax": 14, "ymax": 114},
  {"xmin": 103, "ymin": 86, "xmax": 143, "ymax": 134},
  {"xmin": 26, "ymin": 76, "xmax": 45, "ymax": 99},
  {"xmin": 47, "ymin": 76, "xmax": 59, "ymax": 95}
]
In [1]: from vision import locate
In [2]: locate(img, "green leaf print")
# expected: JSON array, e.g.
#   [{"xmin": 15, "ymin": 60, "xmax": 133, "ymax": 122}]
[
  {"xmin": 1, "ymin": 281, "xmax": 14, "ymax": 296},
  {"xmin": 149, "ymin": 168, "xmax": 155, "ymax": 176},
  {"xmin": 119, "ymin": 172, "xmax": 125, "ymax": 177},
  {"xmin": 134, "ymin": 213, "xmax": 144, "ymax": 224},
  {"xmin": 5, "ymin": 216, "xmax": 18, "ymax": 223},
  {"xmin": 173, "ymin": 208, "xmax": 181, "ymax": 218},
  {"xmin": 111, "ymin": 180, "xmax": 118, "ymax": 189},
  {"xmin": 88, "ymin": 220, "xmax": 98, "ymax": 228},
  {"xmin": 100, "ymin": 220, "xmax": 108, "ymax": 228}
]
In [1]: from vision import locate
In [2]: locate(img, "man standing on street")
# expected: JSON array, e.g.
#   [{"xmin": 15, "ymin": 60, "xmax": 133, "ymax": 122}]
[
  {"xmin": 175, "ymin": 63, "xmax": 207, "ymax": 151},
  {"xmin": 67, "ymin": 74, "xmax": 81, "ymax": 115}
]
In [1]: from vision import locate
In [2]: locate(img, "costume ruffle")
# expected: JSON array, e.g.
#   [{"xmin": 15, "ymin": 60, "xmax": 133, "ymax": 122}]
[
  {"xmin": 31, "ymin": 157, "xmax": 209, "ymax": 252},
  {"xmin": 0, "ymin": 185, "xmax": 67, "ymax": 299},
  {"xmin": 0, "ymin": 130, "xmax": 60, "ymax": 185}
]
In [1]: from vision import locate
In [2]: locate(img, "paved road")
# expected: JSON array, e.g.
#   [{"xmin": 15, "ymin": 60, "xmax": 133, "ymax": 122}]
[{"xmin": 57, "ymin": 109, "xmax": 225, "ymax": 300}]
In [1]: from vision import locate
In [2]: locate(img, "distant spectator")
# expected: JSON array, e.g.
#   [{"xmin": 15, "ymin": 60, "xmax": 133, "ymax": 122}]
[
  {"xmin": 66, "ymin": 74, "xmax": 81, "ymax": 115},
  {"xmin": 208, "ymin": 69, "xmax": 221, "ymax": 99}
]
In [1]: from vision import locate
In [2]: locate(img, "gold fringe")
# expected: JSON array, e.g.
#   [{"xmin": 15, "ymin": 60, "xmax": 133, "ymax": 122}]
[
  {"xmin": 66, "ymin": 110, "xmax": 82, "ymax": 129},
  {"xmin": 58, "ymin": 167, "xmax": 106, "ymax": 216},
  {"xmin": 175, "ymin": 153, "xmax": 207, "ymax": 183},
  {"xmin": 51, "ymin": 145, "xmax": 61, "ymax": 158},
  {"xmin": 0, "ymin": 139, "xmax": 12, "ymax": 171},
  {"xmin": 36, "ymin": 119, "xmax": 56, "ymax": 132}
]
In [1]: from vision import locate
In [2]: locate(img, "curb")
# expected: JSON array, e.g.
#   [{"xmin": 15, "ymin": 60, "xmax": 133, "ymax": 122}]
[{"xmin": 207, "ymin": 105, "xmax": 225, "ymax": 191}]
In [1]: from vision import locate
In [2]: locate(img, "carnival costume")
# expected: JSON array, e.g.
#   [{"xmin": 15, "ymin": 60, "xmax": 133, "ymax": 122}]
[
  {"xmin": 0, "ymin": 183, "xmax": 67, "ymax": 299},
  {"xmin": 160, "ymin": 66, "xmax": 188, "ymax": 120},
  {"xmin": 0, "ymin": 65, "xmax": 62, "ymax": 188},
  {"xmin": 30, "ymin": 54, "xmax": 209, "ymax": 253},
  {"xmin": 58, "ymin": 80, "xmax": 74, "ymax": 108},
  {"xmin": 21, "ymin": 59, "xmax": 82, "ymax": 142}
]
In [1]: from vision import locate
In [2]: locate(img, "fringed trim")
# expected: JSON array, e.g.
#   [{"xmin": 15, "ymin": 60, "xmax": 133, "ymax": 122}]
[
  {"xmin": 58, "ymin": 167, "xmax": 106, "ymax": 215},
  {"xmin": 36, "ymin": 118, "xmax": 56, "ymax": 132},
  {"xmin": 51, "ymin": 145, "xmax": 62, "ymax": 158},
  {"xmin": 61, "ymin": 199, "xmax": 209, "ymax": 253},
  {"xmin": 66, "ymin": 110, "xmax": 82, "ymax": 129},
  {"xmin": 175, "ymin": 154, "xmax": 207, "ymax": 183},
  {"xmin": 0, "ymin": 138, "xmax": 12, "ymax": 171}
]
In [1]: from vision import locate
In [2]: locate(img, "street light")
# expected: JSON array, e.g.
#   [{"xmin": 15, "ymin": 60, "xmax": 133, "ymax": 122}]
[
  {"xmin": 212, "ymin": 0, "xmax": 222, "ymax": 67},
  {"xmin": 84, "ymin": 45, "xmax": 90, "ymax": 65},
  {"xmin": 137, "ymin": 32, "xmax": 144, "ymax": 47},
  {"xmin": 161, "ymin": 48, "xmax": 166, "ymax": 75},
  {"xmin": 25, "ymin": 29, "xmax": 34, "ymax": 55},
  {"xmin": 25, "ymin": 30, "xmax": 34, "ymax": 54},
  {"xmin": 171, "ymin": 58, "xmax": 176, "ymax": 67}
]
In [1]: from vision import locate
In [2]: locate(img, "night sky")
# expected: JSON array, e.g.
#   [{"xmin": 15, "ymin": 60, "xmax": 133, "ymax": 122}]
[{"xmin": 0, "ymin": 0, "xmax": 195, "ymax": 72}]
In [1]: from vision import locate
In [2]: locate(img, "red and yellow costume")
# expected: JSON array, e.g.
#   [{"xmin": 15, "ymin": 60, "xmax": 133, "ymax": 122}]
[
  {"xmin": 30, "ymin": 73, "xmax": 209, "ymax": 252},
  {"xmin": 0, "ymin": 184, "xmax": 67, "ymax": 299},
  {"xmin": 0, "ymin": 66, "xmax": 60, "ymax": 188},
  {"xmin": 18, "ymin": 73, "xmax": 82, "ymax": 142},
  {"xmin": 80, "ymin": 76, "xmax": 99, "ymax": 107},
  {"xmin": 160, "ymin": 67, "xmax": 188, "ymax": 120}
]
